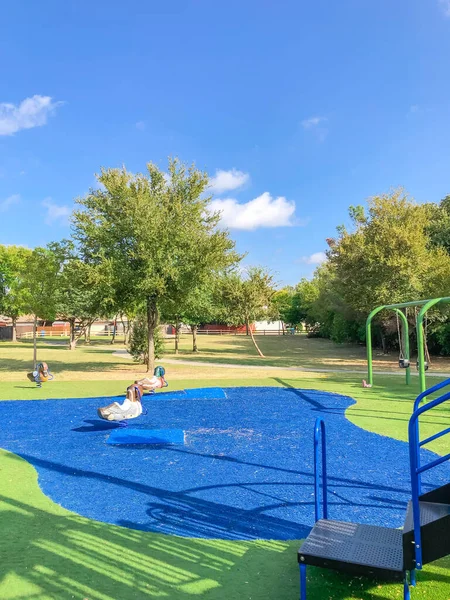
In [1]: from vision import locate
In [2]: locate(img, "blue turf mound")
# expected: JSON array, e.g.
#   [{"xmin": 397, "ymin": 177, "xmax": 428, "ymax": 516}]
[
  {"xmin": 0, "ymin": 386, "xmax": 448, "ymax": 541},
  {"xmin": 107, "ymin": 428, "xmax": 185, "ymax": 445},
  {"xmin": 151, "ymin": 387, "xmax": 227, "ymax": 400},
  {"xmin": 184, "ymin": 387, "xmax": 226, "ymax": 399}
]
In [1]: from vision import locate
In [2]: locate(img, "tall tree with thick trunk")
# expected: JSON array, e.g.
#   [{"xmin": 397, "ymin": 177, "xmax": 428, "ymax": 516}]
[{"xmin": 73, "ymin": 158, "xmax": 240, "ymax": 371}]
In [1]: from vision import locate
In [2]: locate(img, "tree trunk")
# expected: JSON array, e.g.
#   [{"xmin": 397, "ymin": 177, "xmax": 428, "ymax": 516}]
[
  {"xmin": 246, "ymin": 322, "xmax": 249, "ymax": 336},
  {"xmin": 110, "ymin": 316, "xmax": 117, "ymax": 345},
  {"xmin": 12, "ymin": 317, "xmax": 17, "ymax": 342},
  {"xmin": 247, "ymin": 319, "xmax": 265, "ymax": 357},
  {"xmin": 69, "ymin": 319, "xmax": 77, "ymax": 350},
  {"xmin": 85, "ymin": 322, "xmax": 92, "ymax": 344},
  {"xmin": 146, "ymin": 297, "xmax": 158, "ymax": 372},
  {"xmin": 120, "ymin": 314, "xmax": 128, "ymax": 345},
  {"xmin": 33, "ymin": 315, "xmax": 37, "ymax": 369},
  {"xmin": 175, "ymin": 317, "xmax": 181, "ymax": 355},
  {"xmin": 191, "ymin": 324, "xmax": 198, "ymax": 352},
  {"xmin": 380, "ymin": 330, "xmax": 387, "ymax": 354}
]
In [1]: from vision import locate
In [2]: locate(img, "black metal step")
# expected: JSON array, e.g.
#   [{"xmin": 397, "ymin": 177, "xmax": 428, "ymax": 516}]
[
  {"xmin": 403, "ymin": 500, "xmax": 450, "ymax": 569},
  {"xmin": 419, "ymin": 482, "xmax": 450, "ymax": 504},
  {"xmin": 298, "ymin": 520, "xmax": 404, "ymax": 581}
]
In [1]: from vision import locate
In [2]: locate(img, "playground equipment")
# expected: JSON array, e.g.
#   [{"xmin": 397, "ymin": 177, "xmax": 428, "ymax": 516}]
[
  {"xmin": 97, "ymin": 366, "xmax": 168, "ymax": 422},
  {"xmin": 26, "ymin": 362, "xmax": 54, "ymax": 387},
  {"xmin": 366, "ymin": 297, "xmax": 450, "ymax": 393},
  {"xmin": 298, "ymin": 380, "xmax": 450, "ymax": 599},
  {"xmin": 107, "ymin": 428, "xmax": 185, "ymax": 445}
]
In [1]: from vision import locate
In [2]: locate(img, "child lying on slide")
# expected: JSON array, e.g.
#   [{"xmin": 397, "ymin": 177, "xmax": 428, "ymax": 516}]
[{"xmin": 97, "ymin": 367, "xmax": 167, "ymax": 421}]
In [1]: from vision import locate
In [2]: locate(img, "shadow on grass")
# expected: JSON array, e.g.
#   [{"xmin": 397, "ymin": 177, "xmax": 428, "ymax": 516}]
[
  {"xmin": 2, "ymin": 450, "xmax": 449, "ymax": 599},
  {"xmin": 0, "ymin": 355, "xmax": 132, "ymax": 374},
  {"xmin": 6, "ymin": 490, "xmax": 438, "ymax": 600}
]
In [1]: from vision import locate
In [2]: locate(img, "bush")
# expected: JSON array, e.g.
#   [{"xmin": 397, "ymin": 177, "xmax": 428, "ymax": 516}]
[
  {"xmin": 432, "ymin": 323, "xmax": 450, "ymax": 356},
  {"xmin": 330, "ymin": 314, "xmax": 366, "ymax": 345},
  {"xmin": 128, "ymin": 314, "xmax": 165, "ymax": 363}
]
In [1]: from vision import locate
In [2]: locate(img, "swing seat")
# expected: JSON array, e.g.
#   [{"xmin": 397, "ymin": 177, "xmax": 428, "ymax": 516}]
[
  {"xmin": 416, "ymin": 361, "xmax": 429, "ymax": 372},
  {"xmin": 399, "ymin": 358, "xmax": 410, "ymax": 369}
]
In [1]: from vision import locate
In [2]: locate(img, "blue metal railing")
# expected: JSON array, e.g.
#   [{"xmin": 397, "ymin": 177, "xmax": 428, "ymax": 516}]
[
  {"xmin": 408, "ymin": 378, "xmax": 450, "ymax": 570},
  {"xmin": 314, "ymin": 418, "xmax": 328, "ymax": 522}
]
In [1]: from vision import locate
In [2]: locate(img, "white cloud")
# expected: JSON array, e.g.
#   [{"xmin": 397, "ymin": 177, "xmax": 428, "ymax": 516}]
[
  {"xmin": 0, "ymin": 95, "xmax": 63, "ymax": 136},
  {"xmin": 42, "ymin": 198, "xmax": 71, "ymax": 225},
  {"xmin": 299, "ymin": 252, "xmax": 327, "ymax": 265},
  {"xmin": 209, "ymin": 168, "xmax": 250, "ymax": 194},
  {"xmin": 210, "ymin": 192, "xmax": 296, "ymax": 230},
  {"xmin": 0, "ymin": 194, "xmax": 20, "ymax": 212},
  {"xmin": 439, "ymin": 0, "xmax": 450, "ymax": 16},
  {"xmin": 301, "ymin": 116, "xmax": 328, "ymax": 142},
  {"xmin": 301, "ymin": 116, "xmax": 326, "ymax": 129},
  {"xmin": 135, "ymin": 121, "xmax": 146, "ymax": 131}
]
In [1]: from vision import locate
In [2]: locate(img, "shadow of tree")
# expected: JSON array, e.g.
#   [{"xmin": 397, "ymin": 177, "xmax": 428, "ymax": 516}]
[{"xmin": 1, "ymin": 483, "xmax": 449, "ymax": 600}]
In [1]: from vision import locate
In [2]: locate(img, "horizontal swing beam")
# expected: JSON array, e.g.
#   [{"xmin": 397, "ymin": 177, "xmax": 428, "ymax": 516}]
[{"xmin": 375, "ymin": 297, "xmax": 450, "ymax": 311}]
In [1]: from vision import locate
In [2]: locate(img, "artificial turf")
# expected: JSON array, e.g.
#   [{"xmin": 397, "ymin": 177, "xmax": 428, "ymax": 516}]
[{"xmin": 0, "ymin": 372, "xmax": 449, "ymax": 598}]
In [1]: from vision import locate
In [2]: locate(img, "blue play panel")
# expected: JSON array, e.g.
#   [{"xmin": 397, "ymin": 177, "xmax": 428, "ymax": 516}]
[
  {"xmin": 0, "ymin": 386, "xmax": 448, "ymax": 541},
  {"xmin": 107, "ymin": 428, "xmax": 185, "ymax": 445}
]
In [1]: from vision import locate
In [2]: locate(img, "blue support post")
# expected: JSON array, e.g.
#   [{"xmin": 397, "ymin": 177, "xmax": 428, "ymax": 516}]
[
  {"xmin": 403, "ymin": 575, "xmax": 410, "ymax": 600},
  {"xmin": 409, "ymin": 382, "xmax": 450, "ymax": 572},
  {"xmin": 299, "ymin": 563, "xmax": 307, "ymax": 600},
  {"xmin": 313, "ymin": 418, "xmax": 328, "ymax": 521},
  {"xmin": 410, "ymin": 569, "xmax": 416, "ymax": 587}
]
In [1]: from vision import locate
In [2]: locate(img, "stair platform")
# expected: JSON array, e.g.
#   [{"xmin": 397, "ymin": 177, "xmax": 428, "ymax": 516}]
[
  {"xmin": 404, "ymin": 500, "xmax": 450, "ymax": 532},
  {"xmin": 403, "ymin": 500, "xmax": 450, "ymax": 568},
  {"xmin": 298, "ymin": 519, "xmax": 404, "ymax": 581},
  {"xmin": 419, "ymin": 482, "xmax": 450, "ymax": 504}
]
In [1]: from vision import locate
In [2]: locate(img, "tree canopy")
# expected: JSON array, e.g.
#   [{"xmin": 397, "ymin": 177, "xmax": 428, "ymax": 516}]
[
  {"xmin": 73, "ymin": 158, "xmax": 241, "ymax": 369},
  {"xmin": 290, "ymin": 189, "xmax": 450, "ymax": 352},
  {"xmin": 218, "ymin": 267, "xmax": 276, "ymax": 357},
  {"xmin": 0, "ymin": 245, "xmax": 32, "ymax": 340}
]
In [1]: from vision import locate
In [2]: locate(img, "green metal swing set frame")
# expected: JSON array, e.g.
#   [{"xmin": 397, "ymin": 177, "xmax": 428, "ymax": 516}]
[{"xmin": 366, "ymin": 297, "xmax": 450, "ymax": 393}]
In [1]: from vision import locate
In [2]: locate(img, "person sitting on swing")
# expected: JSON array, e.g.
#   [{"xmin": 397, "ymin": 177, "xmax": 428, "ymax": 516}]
[{"xmin": 97, "ymin": 366, "xmax": 167, "ymax": 421}]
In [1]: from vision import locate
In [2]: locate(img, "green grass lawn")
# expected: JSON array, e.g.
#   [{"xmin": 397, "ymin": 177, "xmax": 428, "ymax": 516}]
[
  {"xmin": 0, "ymin": 338, "xmax": 449, "ymax": 599},
  {"xmin": 165, "ymin": 332, "xmax": 450, "ymax": 374}
]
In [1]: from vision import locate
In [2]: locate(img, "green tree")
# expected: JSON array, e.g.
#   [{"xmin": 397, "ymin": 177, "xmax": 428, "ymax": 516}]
[
  {"xmin": 427, "ymin": 194, "xmax": 450, "ymax": 254},
  {"xmin": 161, "ymin": 279, "xmax": 219, "ymax": 353},
  {"xmin": 128, "ymin": 312, "xmax": 164, "ymax": 364},
  {"xmin": 317, "ymin": 189, "xmax": 450, "ymax": 351},
  {"xmin": 22, "ymin": 247, "xmax": 61, "ymax": 368},
  {"xmin": 0, "ymin": 245, "xmax": 32, "ymax": 341},
  {"xmin": 218, "ymin": 267, "xmax": 276, "ymax": 357},
  {"xmin": 73, "ymin": 158, "xmax": 240, "ymax": 371},
  {"xmin": 272, "ymin": 287, "xmax": 294, "ymax": 331},
  {"xmin": 50, "ymin": 242, "xmax": 104, "ymax": 350},
  {"xmin": 180, "ymin": 284, "xmax": 218, "ymax": 353},
  {"xmin": 329, "ymin": 189, "xmax": 450, "ymax": 312}
]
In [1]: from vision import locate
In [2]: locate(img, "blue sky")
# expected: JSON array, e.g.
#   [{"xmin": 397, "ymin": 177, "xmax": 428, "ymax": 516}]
[{"xmin": 1, "ymin": 0, "xmax": 450, "ymax": 286}]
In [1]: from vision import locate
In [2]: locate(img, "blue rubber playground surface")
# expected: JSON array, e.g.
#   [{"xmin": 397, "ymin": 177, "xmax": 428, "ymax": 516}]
[{"xmin": 0, "ymin": 386, "xmax": 449, "ymax": 541}]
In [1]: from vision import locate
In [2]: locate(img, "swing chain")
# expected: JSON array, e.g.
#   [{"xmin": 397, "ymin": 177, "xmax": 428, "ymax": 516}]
[{"xmin": 396, "ymin": 311, "xmax": 404, "ymax": 360}]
